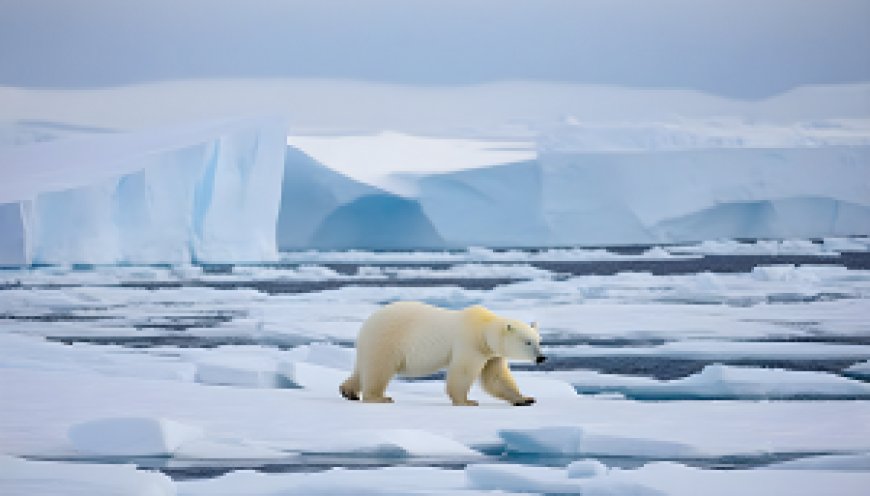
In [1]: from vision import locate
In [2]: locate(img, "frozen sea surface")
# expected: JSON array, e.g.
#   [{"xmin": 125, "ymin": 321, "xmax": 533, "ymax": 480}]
[{"xmin": 1, "ymin": 239, "xmax": 870, "ymax": 495}]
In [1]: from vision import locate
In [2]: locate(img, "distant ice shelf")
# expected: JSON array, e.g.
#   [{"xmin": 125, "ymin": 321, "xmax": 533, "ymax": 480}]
[
  {"xmin": 0, "ymin": 118, "xmax": 287, "ymax": 266},
  {"xmin": 279, "ymin": 134, "xmax": 870, "ymax": 249},
  {"xmin": 415, "ymin": 146, "xmax": 870, "ymax": 247}
]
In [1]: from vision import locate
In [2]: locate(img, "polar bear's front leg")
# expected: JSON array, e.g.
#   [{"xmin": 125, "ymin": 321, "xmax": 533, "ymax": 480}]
[
  {"xmin": 480, "ymin": 357, "xmax": 535, "ymax": 406},
  {"xmin": 446, "ymin": 354, "xmax": 487, "ymax": 406}
]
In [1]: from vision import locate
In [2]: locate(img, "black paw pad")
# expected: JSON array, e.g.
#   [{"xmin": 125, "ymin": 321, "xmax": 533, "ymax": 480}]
[{"xmin": 340, "ymin": 388, "xmax": 360, "ymax": 401}]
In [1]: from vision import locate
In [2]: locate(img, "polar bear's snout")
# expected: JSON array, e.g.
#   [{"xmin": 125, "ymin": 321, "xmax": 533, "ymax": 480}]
[{"xmin": 536, "ymin": 355, "xmax": 547, "ymax": 364}]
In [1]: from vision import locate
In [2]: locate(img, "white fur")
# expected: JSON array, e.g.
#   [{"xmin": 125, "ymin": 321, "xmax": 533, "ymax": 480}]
[{"xmin": 340, "ymin": 302, "xmax": 543, "ymax": 406}]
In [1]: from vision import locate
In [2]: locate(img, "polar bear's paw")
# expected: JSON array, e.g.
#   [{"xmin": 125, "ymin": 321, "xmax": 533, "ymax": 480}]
[
  {"xmin": 339, "ymin": 385, "xmax": 360, "ymax": 401},
  {"xmin": 362, "ymin": 396, "xmax": 394, "ymax": 403}
]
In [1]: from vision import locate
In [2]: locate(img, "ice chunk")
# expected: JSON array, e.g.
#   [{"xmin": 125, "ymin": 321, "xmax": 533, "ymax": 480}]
[
  {"xmin": 68, "ymin": 417, "xmax": 203, "ymax": 457},
  {"xmin": 175, "ymin": 437, "xmax": 291, "ymax": 460},
  {"xmin": 822, "ymin": 236, "xmax": 870, "ymax": 252},
  {"xmin": 666, "ymin": 238, "xmax": 835, "ymax": 256},
  {"xmin": 512, "ymin": 374, "xmax": 579, "ymax": 400},
  {"xmin": 564, "ymin": 364, "xmax": 870, "ymax": 400},
  {"xmin": 194, "ymin": 357, "xmax": 294, "ymax": 389},
  {"xmin": 277, "ymin": 361, "xmax": 348, "ymax": 394},
  {"xmin": 279, "ymin": 244, "xmax": 683, "ymax": 263},
  {"xmin": 844, "ymin": 360, "xmax": 870, "ymax": 380},
  {"xmin": 0, "ymin": 455, "xmax": 175, "ymax": 496},
  {"xmin": 332, "ymin": 429, "xmax": 479, "ymax": 458},
  {"xmin": 548, "ymin": 340, "xmax": 870, "ymax": 361},
  {"xmin": 499, "ymin": 426, "xmax": 701, "ymax": 458},
  {"xmin": 465, "ymin": 464, "xmax": 584, "ymax": 494},
  {"xmin": 285, "ymin": 342, "xmax": 356, "ymax": 371},
  {"xmin": 0, "ymin": 117, "xmax": 287, "ymax": 265},
  {"xmin": 768, "ymin": 453, "xmax": 870, "ymax": 471},
  {"xmin": 566, "ymin": 459, "xmax": 609, "ymax": 478}
]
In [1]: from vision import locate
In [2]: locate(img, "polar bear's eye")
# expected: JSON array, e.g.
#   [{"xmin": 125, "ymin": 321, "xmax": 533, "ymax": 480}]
[{"xmin": 525, "ymin": 340, "xmax": 532, "ymax": 346}]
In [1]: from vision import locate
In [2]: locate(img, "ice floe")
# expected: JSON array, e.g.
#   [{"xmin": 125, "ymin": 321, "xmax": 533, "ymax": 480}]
[
  {"xmin": 0, "ymin": 455, "xmax": 175, "ymax": 496},
  {"xmin": 69, "ymin": 417, "xmax": 204, "ymax": 457},
  {"xmin": 844, "ymin": 360, "xmax": 870, "ymax": 380},
  {"xmin": 543, "ymin": 364, "xmax": 870, "ymax": 400},
  {"xmin": 499, "ymin": 426, "xmax": 703, "ymax": 458},
  {"xmin": 548, "ymin": 340, "xmax": 870, "ymax": 360}
]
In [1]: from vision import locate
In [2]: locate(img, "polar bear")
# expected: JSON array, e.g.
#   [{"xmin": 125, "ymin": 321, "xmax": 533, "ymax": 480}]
[{"xmin": 339, "ymin": 302, "xmax": 546, "ymax": 406}]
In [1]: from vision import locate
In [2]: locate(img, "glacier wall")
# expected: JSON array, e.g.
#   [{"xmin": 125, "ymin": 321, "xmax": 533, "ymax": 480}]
[
  {"xmin": 0, "ymin": 118, "xmax": 287, "ymax": 266},
  {"xmin": 415, "ymin": 145, "xmax": 870, "ymax": 247}
]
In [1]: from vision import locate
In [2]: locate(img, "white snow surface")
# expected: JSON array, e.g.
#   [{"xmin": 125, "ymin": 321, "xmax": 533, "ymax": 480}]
[
  {"xmin": 0, "ymin": 117, "xmax": 287, "ymax": 265},
  {"xmin": 465, "ymin": 461, "xmax": 870, "ymax": 496},
  {"xmin": 0, "ymin": 455, "xmax": 176, "ymax": 496},
  {"xmin": 287, "ymin": 131, "xmax": 534, "ymax": 191},
  {"xmin": 2, "ymin": 246, "xmax": 870, "ymax": 494}
]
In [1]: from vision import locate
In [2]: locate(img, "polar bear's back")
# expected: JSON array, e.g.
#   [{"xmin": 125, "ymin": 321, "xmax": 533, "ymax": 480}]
[{"xmin": 355, "ymin": 301, "xmax": 459, "ymax": 377}]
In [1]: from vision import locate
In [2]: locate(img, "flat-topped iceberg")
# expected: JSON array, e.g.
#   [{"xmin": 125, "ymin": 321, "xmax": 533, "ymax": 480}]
[{"xmin": 0, "ymin": 118, "xmax": 287, "ymax": 266}]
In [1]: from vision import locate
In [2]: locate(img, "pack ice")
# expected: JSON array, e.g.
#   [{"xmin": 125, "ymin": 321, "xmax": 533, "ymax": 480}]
[{"xmin": 0, "ymin": 118, "xmax": 287, "ymax": 265}]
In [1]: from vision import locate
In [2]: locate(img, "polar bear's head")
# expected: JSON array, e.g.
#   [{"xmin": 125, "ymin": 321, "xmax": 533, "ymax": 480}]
[{"xmin": 496, "ymin": 320, "xmax": 545, "ymax": 364}]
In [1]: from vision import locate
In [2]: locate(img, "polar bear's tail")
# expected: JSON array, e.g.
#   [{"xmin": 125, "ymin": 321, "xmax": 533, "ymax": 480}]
[{"xmin": 339, "ymin": 370, "xmax": 361, "ymax": 401}]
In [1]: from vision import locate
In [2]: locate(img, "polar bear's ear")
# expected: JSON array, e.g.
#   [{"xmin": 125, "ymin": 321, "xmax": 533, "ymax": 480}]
[{"xmin": 530, "ymin": 321, "xmax": 538, "ymax": 329}]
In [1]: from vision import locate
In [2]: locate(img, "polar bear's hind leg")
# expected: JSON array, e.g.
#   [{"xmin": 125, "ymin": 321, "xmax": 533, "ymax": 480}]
[{"xmin": 360, "ymin": 360, "xmax": 398, "ymax": 403}]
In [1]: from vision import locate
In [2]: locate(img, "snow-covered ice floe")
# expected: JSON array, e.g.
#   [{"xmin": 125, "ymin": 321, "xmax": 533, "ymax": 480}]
[
  {"xmin": 545, "ymin": 364, "xmax": 870, "ymax": 400},
  {"xmin": 547, "ymin": 340, "xmax": 870, "ymax": 360},
  {"xmin": 0, "ymin": 455, "xmax": 175, "ymax": 496},
  {"xmin": 1, "ymin": 239, "xmax": 869, "ymax": 494},
  {"xmin": 280, "ymin": 245, "xmax": 684, "ymax": 263},
  {"xmin": 69, "ymin": 417, "xmax": 204, "ymax": 457},
  {"xmin": 465, "ymin": 461, "xmax": 870, "ymax": 496},
  {"xmin": 498, "ymin": 426, "xmax": 703, "ymax": 458},
  {"xmin": 278, "ymin": 238, "xmax": 863, "ymax": 264},
  {"xmin": 0, "ymin": 117, "xmax": 287, "ymax": 266}
]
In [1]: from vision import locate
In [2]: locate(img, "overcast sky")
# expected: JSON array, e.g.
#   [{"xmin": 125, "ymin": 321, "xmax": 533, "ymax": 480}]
[{"xmin": 1, "ymin": 0, "xmax": 869, "ymax": 99}]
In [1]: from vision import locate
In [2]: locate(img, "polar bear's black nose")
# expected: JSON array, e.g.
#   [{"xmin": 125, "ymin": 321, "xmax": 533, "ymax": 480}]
[{"xmin": 536, "ymin": 355, "xmax": 546, "ymax": 364}]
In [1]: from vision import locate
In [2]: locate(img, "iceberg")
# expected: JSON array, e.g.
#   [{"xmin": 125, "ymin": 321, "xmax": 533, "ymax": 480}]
[
  {"xmin": 414, "ymin": 146, "xmax": 870, "ymax": 246},
  {"xmin": 276, "ymin": 146, "xmax": 379, "ymax": 250},
  {"xmin": 277, "ymin": 147, "xmax": 444, "ymax": 249},
  {"xmin": 0, "ymin": 118, "xmax": 287, "ymax": 266}
]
